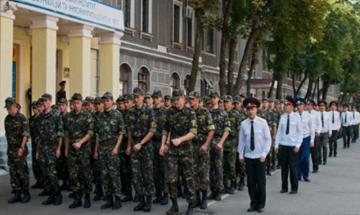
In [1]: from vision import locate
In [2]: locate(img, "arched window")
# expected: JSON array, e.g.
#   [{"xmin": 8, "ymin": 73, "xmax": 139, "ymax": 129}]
[
  {"xmin": 138, "ymin": 67, "xmax": 150, "ymax": 91},
  {"xmin": 171, "ymin": 73, "xmax": 180, "ymax": 90},
  {"xmin": 120, "ymin": 64, "xmax": 132, "ymax": 94}
]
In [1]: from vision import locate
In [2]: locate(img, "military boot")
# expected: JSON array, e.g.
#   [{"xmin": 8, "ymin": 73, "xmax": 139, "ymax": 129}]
[
  {"xmin": 166, "ymin": 197, "xmax": 179, "ymax": 215},
  {"xmin": 200, "ymin": 190, "xmax": 207, "ymax": 210},
  {"xmin": 112, "ymin": 196, "xmax": 122, "ymax": 210},
  {"xmin": 143, "ymin": 195, "xmax": 152, "ymax": 212},
  {"xmin": 21, "ymin": 190, "xmax": 31, "ymax": 203},
  {"xmin": 8, "ymin": 191, "xmax": 21, "ymax": 204},
  {"xmin": 133, "ymin": 196, "xmax": 145, "ymax": 211},
  {"xmin": 83, "ymin": 193, "xmax": 91, "ymax": 208},
  {"xmin": 100, "ymin": 195, "xmax": 113, "ymax": 209},
  {"xmin": 69, "ymin": 192, "xmax": 82, "ymax": 209}
]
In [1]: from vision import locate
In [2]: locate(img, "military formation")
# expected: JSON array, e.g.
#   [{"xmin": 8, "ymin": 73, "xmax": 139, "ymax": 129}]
[{"xmin": 3, "ymin": 88, "xmax": 360, "ymax": 214}]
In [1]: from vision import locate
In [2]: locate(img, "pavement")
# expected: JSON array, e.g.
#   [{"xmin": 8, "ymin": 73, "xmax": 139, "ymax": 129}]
[{"xmin": 0, "ymin": 140, "xmax": 360, "ymax": 215}]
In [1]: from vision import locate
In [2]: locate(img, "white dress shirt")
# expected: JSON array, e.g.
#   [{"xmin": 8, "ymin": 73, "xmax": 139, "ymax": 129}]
[
  {"xmin": 351, "ymin": 111, "xmax": 360, "ymax": 125},
  {"xmin": 309, "ymin": 110, "xmax": 322, "ymax": 134},
  {"xmin": 319, "ymin": 111, "xmax": 332, "ymax": 135},
  {"xmin": 238, "ymin": 116, "xmax": 272, "ymax": 159},
  {"xmin": 341, "ymin": 111, "xmax": 353, "ymax": 127},
  {"xmin": 329, "ymin": 110, "xmax": 341, "ymax": 131},
  {"xmin": 275, "ymin": 112, "xmax": 303, "ymax": 148},
  {"xmin": 355, "ymin": 112, "xmax": 360, "ymax": 125},
  {"xmin": 298, "ymin": 111, "xmax": 315, "ymax": 143}
]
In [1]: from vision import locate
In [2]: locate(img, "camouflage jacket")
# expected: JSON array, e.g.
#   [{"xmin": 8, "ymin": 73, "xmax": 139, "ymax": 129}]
[
  {"xmin": 94, "ymin": 109, "xmax": 125, "ymax": 142},
  {"xmin": 64, "ymin": 110, "xmax": 94, "ymax": 141},
  {"xmin": 227, "ymin": 109, "xmax": 241, "ymax": 139},
  {"xmin": 163, "ymin": 106, "xmax": 197, "ymax": 139},
  {"xmin": 258, "ymin": 109, "xmax": 276, "ymax": 128},
  {"xmin": 38, "ymin": 109, "xmax": 64, "ymax": 144},
  {"xmin": 210, "ymin": 108, "xmax": 231, "ymax": 138},
  {"xmin": 127, "ymin": 105, "xmax": 157, "ymax": 139},
  {"xmin": 152, "ymin": 106, "xmax": 168, "ymax": 140},
  {"xmin": 193, "ymin": 107, "xmax": 215, "ymax": 141},
  {"xmin": 29, "ymin": 114, "xmax": 40, "ymax": 141},
  {"xmin": 5, "ymin": 112, "xmax": 30, "ymax": 148}
]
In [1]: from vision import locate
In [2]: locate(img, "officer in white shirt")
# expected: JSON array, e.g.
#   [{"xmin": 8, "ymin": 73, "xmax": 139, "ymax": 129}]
[
  {"xmin": 318, "ymin": 101, "xmax": 332, "ymax": 165},
  {"xmin": 329, "ymin": 101, "xmax": 341, "ymax": 157},
  {"xmin": 341, "ymin": 104, "xmax": 352, "ymax": 148},
  {"xmin": 351, "ymin": 106, "xmax": 360, "ymax": 143},
  {"xmin": 306, "ymin": 100, "xmax": 322, "ymax": 173},
  {"xmin": 238, "ymin": 97, "xmax": 271, "ymax": 213},
  {"xmin": 275, "ymin": 96, "xmax": 303, "ymax": 194},
  {"xmin": 296, "ymin": 98, "xmax": 314, "ymax": 182}
]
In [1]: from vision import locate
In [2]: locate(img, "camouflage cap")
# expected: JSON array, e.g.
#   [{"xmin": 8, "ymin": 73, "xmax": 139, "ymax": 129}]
[
  {"xmin": 172, "ymin": 89, "xmax": 185, "ymax": 100},
  {"xmin": 274, "ymin": 99, "xmax": 280, "ymax": 104},
  {"xmin": 188, "ymin": 91, "xmax": 201, "ymax": 99},
  {"xmin": 101, "ymin": 92, "xmax": 113, "ymax": 100},
  {"xmin": 145, "ymin": 92, "xmax": 152, "ymax": 98},
  {"xmin": 209, "ymin": 91, "xmax": 220, "ymax": 98},
  {"xmin": 116, "ymin": 96, "xmax": 124, "ymax": 103},
  {"xmin": 51, "ymin": 104, "xmax": 58, "ymax": 110},
  {"xmin": 57, "ymin": 98, "xmax": 68, "ymax": 105},
  {"xmin": 94, "ymin": 97, "xmax": 103, "ymax": 104},
  {"xmin": 4, "ymin": 97, "xmax": 17, "ymax": 108},
  {"xmin": 152, "ymin": 90, "xmax": 162, "ymax": 98},
  {"xmin": 223, "ymin": 95, "xmax": 233, "ymax": 102},
  {"xmin": 31, "ymin": 101, "xmax": 39, "ymax": 108},
  {"xmin": 164, "ymin": 95, "xmax": 171, "ymax": 100},
  {"xmin": 41, "ymin": 93, "xmax": 52, "ymax": 101},
  {"xmin": 133, "ymin": 87, "xmax": 145, "ymax": 96},
  {"xmin": 233, "ymin": 95, "xmax": 241, "ymax": 103},
  {"xmin": 84, "ymin": 96, "xmax": 95, "ymax": 104},
  {"xmin": 71, "ymin": 93, "xmax": 83, "ymax": 101},
  {"xmin": 124, "ymin": 94, "xmax": 134, "ymax": 101}
]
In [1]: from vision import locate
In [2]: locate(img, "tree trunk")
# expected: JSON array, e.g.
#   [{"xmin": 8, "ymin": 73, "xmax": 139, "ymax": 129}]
[
  {"xmin": 305, "ymin": 79, "xmax": 313, "ymax": 100},
  {"xmin": 295, "ymin": 71, "xmax": 308, "ymax": 97},
  {"xmin": 268, "ymin": 74, "xmax": 276, "ymax": 98},
  {"xmin": 322, "ymin": 79, "xmax": 330, "ymax": 101},
  {"xmin": 227, "ymin": 37, "xmax": 237, "ymax": 95},
  {"xmin": 188, "ymin": 10, "xmax": 204, "ymax": 93},
  {"xmin": 219, "ymin": 0, "xmax": 233, "ymax": 96},
  {"xmin": 292, "ymin": 72, "xmax": 297, "ymax": 97},
  {"xmin": 276, "ymin": 79, "xmax": 283, "ymax": 99},
  {"xmin": 246, "ymin": 43, "xmax": 258, "ymax": 97}
]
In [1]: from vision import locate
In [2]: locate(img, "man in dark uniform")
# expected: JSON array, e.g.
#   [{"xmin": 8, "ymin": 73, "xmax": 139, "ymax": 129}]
[
  {"xmin": 56, "ymin": 81, "xmax": 67, "ymax": 103},
  {"xmin": 4, "ymin": 97, "xmax": 31, "ymax": 204}
]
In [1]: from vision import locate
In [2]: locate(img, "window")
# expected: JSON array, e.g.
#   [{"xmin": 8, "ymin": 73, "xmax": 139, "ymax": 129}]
[
  {"xmin": 184, "ymin": 75, "xmax": 191, "ymax": 91},
  {"xmin": 120, "ymin": 64, "xmax": 132, "ymax": 94},
  {"xmin": 206, "ymin": 29, "xmax": 214, "ymax": 53},
  {"xmin": 171, "ymin": 73, "xmax": 180, "ymax": 90},
  {"xmin": 185, "ymin": 8, "xmax": 194, "ymax": 47},
  {"xmin": 173, "ymin": 4, "xmax": 182, "ymax": 43},
  {"xmin": 138, "ymin": 67, "xmax": 150, "ymax": 91},
  {"xmin": 123, "ymin": 0, "xmax": 131, "ymax": 28},
  {"xmin": 141, "ymin": 0, "xmax": 152, "ymax": 33}
]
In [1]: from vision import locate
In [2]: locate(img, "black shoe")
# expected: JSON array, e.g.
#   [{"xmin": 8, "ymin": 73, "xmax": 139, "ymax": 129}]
[
  {"xmin": 21, "ymin": 191, "xmax": 31, "ymax": 203},
  {"xmin": 112, "ymin": 196, "xmax": 122, "ymax": 210},
  {"xmin": 298, "ymin": 177, "xmax": 302, "ymax": 181},
  {"xmin": 329, "ymin": 154, "xmax": 332, "ymax": 157},
  {"xmin": 280, "ymin": 189, "xmax": 288, "ymax": 193},
  {"xmin": 215, "ymin": 192, "xmax": 222, "ymax": 201},
  {"xmin": 334, "ymin": 154, "xmax": 337, "ymax": 157},
  {"xmin": 69, "ymin": 193, "xmax": 82, "ymax": 209},
  {"xmin": 121, "ymin": 194, "xmax": 133, "ymax": 202},
  {"xmin": 166, "ymin": 198, "xmax": 179, "ymax": 215},
  {"xmin": 289, "ymin": 190, "xmax": 298, "ymax": 194},
  {"xmin": 312, "ymin": 169, "xmax": 318, "ymax": 173},
  {"xmin": 208, "ymin": 191, "xmax": 216, "ymax": 200},
  {"xmin": 38, "ymin": 189, "xmax": 50, "ymax": 197},
  {"xmin": 31, "ymin": 181, "xmax": 42, "ymax": 189},
  {"xmin": 93, "ymin": 185, "xmax": 104, "ymax": 201},
  {"xmin": 247, "ymin": 207, "xmax": 257, "ymax": 212},
  {"xmin": 160, "ymin": 193, "xmax": 169, "ymax": 205},
  {"xmin": 42, "ymin": 195, "xmax": 55, "ymax": 205},
  {"xmin": 227, "ymin": 181, "xmax": 236, "ymax": 194},
  {"xmin": 257, "ymin": 208, "xmax": 264, "ymax": 213},
  {"xmin": 266, "ymin": 171, "xmax": 272, "ymax": 176},
  {"xmin": 238, "ymin": 177, "xmax": 245, "ymax": 191},
  {"xmin": 53, "ymin": 192, "xmax": 62, "ymax": 206},
  {"xmin": 8, "ymin": 191, "xmax": 21, "ymax": 204},
  {"xmin": 84, "ymin": 193, "xmax": 91, "ymax": 208},
  {"xmin": 100, "ymin": 195, "xmax": 113, "ymax": 209},
  {"xmin": 194, "ymin": 190, "xmax": 201, "ymax": 207},
  {"xmin": 200, "ymin": 190, "xmax": 207, "ymax": 210},
  {"xmin": 304, "ymin": 178, "xmax": 311, "ymax": 182},
  {"xmin": 133, "ymin": 196, "xmax": 145, "ymax": 211},
  {"xmin": 323, "ymin": 161, "xmax": 327, "ymax": 165},
  {"xmin": 60, "ymin": 182, "xmax": 70, "ymax": 191},
  {"xmin": 143, "ymin": 195, "xmax": 152, "ymax": 212},
  {"xmin": 185, "ymin": 202, "xmax": 195, "ymax": 215}
]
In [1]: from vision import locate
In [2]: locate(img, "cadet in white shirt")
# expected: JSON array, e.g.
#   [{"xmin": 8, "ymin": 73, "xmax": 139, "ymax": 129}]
[
  {"xmin": 329, "ymin": 101, "xmax": 341, "ymax": 157},
  {"xmin": 296, "ymin": 98, "xmax": 314, "ymax": 182},
  {"xmin": 238, "ymin": 97, "xmax": 271, "ymax": 213},
  {"xmin": 351, "ymin": 106, "xmax": 360, "ymax": 143},
  {"xmin": 307, "ymin": 100, "xmax": 322, "ymax": 173},
  {"xmin": 318, "ymin": 101, "xmax": 332, "ymax": 165},
  {"xmin": 341, "ymin": 104, "xmax": 352, "ymax": 148},
  {"xmin": 275, "ymin": 96, "xmax": 303, "ymax": 194}
]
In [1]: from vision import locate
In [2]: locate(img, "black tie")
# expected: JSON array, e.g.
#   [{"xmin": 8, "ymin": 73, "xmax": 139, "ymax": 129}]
[
  {"xmin": 321, "ymin": 112, "xmax": 324, "ymax": 128},
  {"xmin": 286, "ymin": 114, "xmax": 290, "ymax": 135},
  {"xmin": 345, "ymin": 113, "xmax": 347, "ymax": 124},
  {"xmin": 332, "ymin": 111, "xmax": 335, "ymax": 124},
  {"xmin": 353, "ymin": 112, "xmax": 355, "ymax": 119},
  {"xmin": 250, "ymin": 121, "xmax": 255, "ymax": 151}
]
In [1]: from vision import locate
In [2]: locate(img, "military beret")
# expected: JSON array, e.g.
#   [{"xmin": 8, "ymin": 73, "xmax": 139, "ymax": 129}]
[
  {"xmin": 164, "ymin": 95, "xmax": 171, "ymax": 100},
  {"xmin": 188, "ymin": 91, "xmax": 201, "ymax": 99},
  {"xmin": 209, "ymin": 91, "xmax": 220, "ymax": 98},
  {"xmin": 296, "ymin": 98, "xmax": 306, "ymax": 105},
  {"xmin": 41, "ymin": 93, "xmax": 52, "ymax": 101},
  {"xmin": 133, "ymin": 87, "xmax": 145, "ymax": 96},
  {"xmin": 243, "ymin": 97, "xmax": 260, "ymax": 108},
  {"xmin": 94, "ymin": 97, "xmax": 103, "ymax": 104},
  {"xmin": 172, "ymin": 89, "xmax": 185, "ymax": 99},
  {"xmin": 318, "ymin": 100, "xmax": 327, "ymax": 106},
  {"xmin": 4, "ymin": 97, "xmax": 17, "ymax": 108},
  {"xmin": 223, "ymin": 95, "xmax": 233, "ymax": 102},
  {"xmin": 71, "ymin": 93, "xmax": 83, "ymax": 101},
  {"xmin": 152, "ymin": 90, "xmax": 162, "ymax": 98},
  {"xmin": 57, "ymin": 98, "xmax": 68, "ymax": 105},
  {"xmin": 329, "ymin": 101, "xmax": 338, "ymax": 107},
  {"xmin": 285, "ymin": 96, "xmax": 296, "ymax": 107},
  {"xmin": 101, "ymin": 92, "xmax": 113, "ymax": 100}
]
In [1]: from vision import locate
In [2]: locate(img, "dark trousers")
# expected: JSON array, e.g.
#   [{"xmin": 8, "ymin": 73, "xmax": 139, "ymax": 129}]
[
  {"xmin": 279, "ymin": 145, "xmax": 298, "ymax": 192},
  {"xmin": 311, "ymin": 136, "xmax": 320, "ymax": 171},
  {"xmin": 342, "ymin": 126, "xmax": 351, "ymax": 148},
  {"xmin": 297, "ymin": 136, "xmax": 310, "ymax": 180},
  {"xmin": 329, "ymin": 130, "xmax": 338, "ymax": 156},
  {"xmin": 352, "ymin": 125, "xmax": 359, "ymax": 143},
  {"xmin": 318, "ymin": 133, "xmax": 329, "ymax": 164},
  {"xmin": 245, "ymin": 158, "xmax": 266, "ymax": 209}
]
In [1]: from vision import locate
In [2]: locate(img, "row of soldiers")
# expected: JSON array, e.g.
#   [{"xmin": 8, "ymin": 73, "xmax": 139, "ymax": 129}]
[{"xmin": 4, "ymin": 87, "xmax": 359, "ymax": 214}]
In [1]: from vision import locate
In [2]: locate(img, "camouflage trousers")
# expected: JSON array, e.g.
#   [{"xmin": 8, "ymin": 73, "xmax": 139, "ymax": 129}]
[
  {"xmin": 99, "ymin": 139, "xmax": 122, "ymax": 197},
  {"xmin": 166, "ymin": 142, "xmax": 195, "ymax": 202},
  {"xmin": 7, "ymin": 147, "xmax": 30, "ymax": 191},
  {"xmin": 131, "ymin": 138, "xmax": 155, "ymax": 197},
  {"xmin": 38, "ymin": 143, "xmax": 60, "ymax": 192},
  {"xmin": 31, "ymin": 139, "xmax": 43, "ymax": 183},
  {"xmin": 193, "ymin": 138, "xmax": 210, "ymax": 191},
  {"xmin": 223, "ymin": 138, "xmax": 237, "ymax": 184},
  {"xmin": 119, "ymin": 141, "xmax": 132, "ymax": 195},
  {"xmin": 210, "ymin": 137, "xmax": 224, "ymax": 193},
  {"xmin": 56, "ymin": 143, "xmax": 69, "ymax": 186},
  {"xmin": 153, "ymin": 140, "xmax": 166, "ymax": 196},
  {"xmin": 67, "ymin": 142, "xmax": 92, "ymax": 194}
]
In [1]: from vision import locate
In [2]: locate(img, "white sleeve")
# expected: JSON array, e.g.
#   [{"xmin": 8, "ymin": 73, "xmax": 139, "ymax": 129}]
[
  {"xmin": 262, "ymin": 120, "xmax": 272, "ymax": 157},
  {"xmin": 238, "ymin": 122, "xmax": 246, "ymax": 160}
]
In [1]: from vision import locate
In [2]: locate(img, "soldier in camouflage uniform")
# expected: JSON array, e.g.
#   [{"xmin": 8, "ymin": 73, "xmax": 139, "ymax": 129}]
[
  {"xmin": 209, "ymin": 92, "xmax": 231, "ymax": 201},
  {"xmin": 94, "ymin": 92, "xmax": 125, "ymax": 210},
  {"xmin": 273, "ymin": 99, "xmax": 283, "ymax": 169},
  {"xmin": 188, "ymin": 91, "xmax": 215, "ymax": 210},
  {"xmin": 164, "ymin": 95, "xmax": 172, "ymax": 108},
  {"xmin": 127, "ymin": 87, "xmax": 156, "ymax": 212},
  {"xmin": 64, "ymin": 93, "xmax": 94, "ymax": 209},
  {"xmin": 152, "ymin": 90, "xmax": 169, "ymax": 205},
  {"xmin": 4, "ymin": 98, "xmax": 31, "ymax": 204},
  {"xmin": 37, "ymin": 93, "xmax": 64, "ymax": 206},
  {"xmin": 223, "ymin": 95, "xmax": 241, "ymax": 194},
  {"xmin": 29, "ymin": 101, "xmax": 43, "ymax": 189},
  {"xmin": 233, "ymin": 96, "xmax": 247, "ymax": 190},
  {"xmin": 92, "ymin": 97, "xmax": 104, "ymax": 201},
  {"xmin": 83, "ymin": 96, "xmax": 95, "ymax": 112},
  {"xmin": 160, "ymin": 89, "xmax": 197, "ymax": 215}
]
